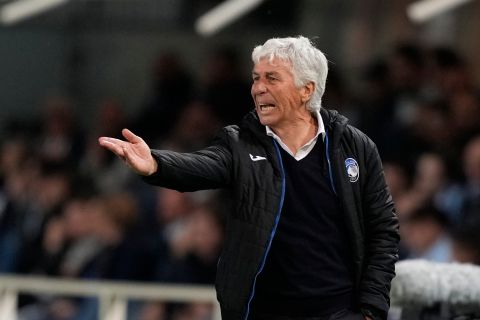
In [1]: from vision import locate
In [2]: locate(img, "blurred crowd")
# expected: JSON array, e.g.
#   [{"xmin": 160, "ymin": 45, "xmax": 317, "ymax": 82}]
[
  {"xmin": 0, "ymin": 43, "xmax": 479, "ymax": 320},
  {"xmin": 351, "ymin": 44, "xmax": 480, "ymax": 265}
]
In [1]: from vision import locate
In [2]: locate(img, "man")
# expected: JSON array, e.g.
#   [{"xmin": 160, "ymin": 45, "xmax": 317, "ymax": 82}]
[{"xmin": 99, "ymin": 36, "xmax": 399, "ymax": 320}]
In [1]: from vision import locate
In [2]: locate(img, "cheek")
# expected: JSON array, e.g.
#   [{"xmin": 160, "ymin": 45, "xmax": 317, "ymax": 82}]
[{"xmin": 283, "ymin": 86, "xmax": 302, "ymax": 102}]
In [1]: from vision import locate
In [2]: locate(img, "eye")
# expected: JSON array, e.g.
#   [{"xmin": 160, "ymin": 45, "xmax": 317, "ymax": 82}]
[
  {"xmin": 252, "ymin": 75, "xmax": 259, "ymax": 81},
  {"xmin": 267, "ymin": 75, "xmax": 278, "ymax": 81}
]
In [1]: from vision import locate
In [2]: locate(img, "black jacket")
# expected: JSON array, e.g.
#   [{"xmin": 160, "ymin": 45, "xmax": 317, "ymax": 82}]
[{"xmin": 144, "ymin": 109, "xmax": 400, "ymax": 320}]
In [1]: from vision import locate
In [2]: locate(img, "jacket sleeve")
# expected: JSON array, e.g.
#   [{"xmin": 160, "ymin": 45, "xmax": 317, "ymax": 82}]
[
  {"xmin": 142, "ymin": 129, "xmax": 232, "ymax": 192},
  {"xmin": 359, "ymin": 142, "xmax": 400, "ymax": 320}
]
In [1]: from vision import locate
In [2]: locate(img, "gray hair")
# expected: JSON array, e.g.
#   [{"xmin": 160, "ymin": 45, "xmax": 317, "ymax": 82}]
[{"xmin": 251, "ymin": 36, "xmax": 328, "ymax": 112}]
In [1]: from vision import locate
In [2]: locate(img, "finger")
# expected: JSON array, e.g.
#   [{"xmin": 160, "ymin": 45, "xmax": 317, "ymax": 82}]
[
  {"xmin": 99, "ymin": 137, "xmax": 126, "ymax": 146},
  {"xmin": 98, "ymin": 138, "xmax": 125, "ymax": 157},
  {"xmin": 122, "ymin": 128, "xmax": 142, "ymax": 144}
]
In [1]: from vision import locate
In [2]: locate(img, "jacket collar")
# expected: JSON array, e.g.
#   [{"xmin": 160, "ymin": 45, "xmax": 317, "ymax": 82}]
[
  {"xmin": 320, "ymin": 107, "xmax": 348, "ymax": 150},
  {"xmin": 239, "ymin": 108, "xmax": 349, "ymax": 176},
  {"xmin": 241, "ymin": 108, "xmax": 349, "ymax": 146},
  {"xmin": 239, "ymin": 110, "xmax": 270, "ymax": 144},
  {"xmin": 239, "ymin": 111, "xmax": 282, "ymax": 174}
]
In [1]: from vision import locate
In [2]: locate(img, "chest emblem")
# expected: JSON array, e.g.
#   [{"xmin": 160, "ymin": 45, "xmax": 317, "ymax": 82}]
[
  {"xmin": 345, "ymin": 158, "xmax": 359, "ymax": 183},
  {"xmin": 249, "ymin": 154, "xmax": 267, "ymax": 162}
]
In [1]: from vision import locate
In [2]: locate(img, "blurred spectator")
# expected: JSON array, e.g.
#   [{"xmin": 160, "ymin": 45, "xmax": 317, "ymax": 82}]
[
  {"xmin": 409, "ymin": 99, "xmax": 451, "ymax": 152},
  {"xmin": 400, "ymin": 205, "xmax": 453, "ymax": 262},
  {"xmin": 451, "ymin": 222, "xmax": 480, "ymax": 265},
  {"xmin": 388, "ymin": 43, "xmax": 425, "ymax": 127},
  {"xmin": 0, "ymin": 137, "xmax": 29, "ymax": 175},
  {"xmin": 383, "ymin": 161, "xmax": 410, "ymax": 204},
  {"xmin": 456, "ymin": 135, "xmax": 480, "ymax": 224},
  {"xmin": 449, "ymin": 90, "xmax": 480, "ymax": 150},
  {"xmin": 21, "ymin": 192, "xmax": 156, "ymax": 320},
  {"xmin": 136, "ymin": 200, "xmax": 223, "ymax": 320},
  {"xmin": 165, "ymin": 101, "xmax": 221, "ymax": 151},
  {"xmin": 164, "ymin": 202, "xmax": 223, "ymax": 284},
  {"xmin": 0, "ymin": 137, "xmax": 32, "ymax": 272},
  {"xmin": 425, "ymin": 47, "xmax": 480, "ymax": 157},
  {"xmin": 57, "ymin": 196, "xmax": 103, "ymax": 278},
  {"xmin": 79, "ymin": 193, "xmax": 149, "ymax": 280},
  {"xmin": 358, "ymin": 59, "xmax": 395, "ymax": 148},
  {"xmin": 134, "ymin": 52, "xmax": 194, "ymax": 142},
  {"xmin": 425, "ymin": 47, "xmax": 474, "ymax": 100},
  {"xmin": 16, "ymin": 162, "xmax": 72, "ymax": 275},
  {"xmin": 37, "ymin": 96, "xmax": 85, "ymax": 167},
  {"xmin": 395, "ymin": 153, "xmax": 449, "ymax": 218},
  {"xmin": 135, "ymin": 302, "xmax": 167, "ymax": 320},
  {"xmin": 323, "ymin": 68, "xmax": 360, "ymax": 126},
  {"xmin": 170, "ymin": 303, "xmax": 214, "ymax": 320},
  {"xmin": 428, "ymin": 135, "xmax": 480, "ymax": 224},
  {"xmin": 91, "ymin": 98, "xmax": 128, "ymax": 139},
  {"xmin": 359, "ymin": 44, "xmax": 430, "ymax": 161},
  {"xmin": 155, "ymin": 188, "xmax": 193, "ymax": 232},
  {"xmin": 80, "ymin": 99, "xmax": 133, "ymax": 194},
  {"xmin": 202, "ymin": 46, "xmax": 251, "ymax": 125}
]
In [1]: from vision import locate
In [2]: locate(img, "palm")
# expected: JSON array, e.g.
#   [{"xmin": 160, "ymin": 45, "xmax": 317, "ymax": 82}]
[
  {"xmin": 123, "ymin": 139, "xmax": 152, "ymax": 172},
  {"xmin": 98, "ymin": 129, "xmax": 157, "ymax": 176}
]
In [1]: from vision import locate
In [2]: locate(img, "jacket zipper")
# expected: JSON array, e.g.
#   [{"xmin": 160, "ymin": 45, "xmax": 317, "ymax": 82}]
[
  {"xmin": 243, "ymin": 139, "xmax": 286, "ymax": 320},
  {"xmin": 325, "ymin": 130, "xmax": 337, "ymax": 196}
]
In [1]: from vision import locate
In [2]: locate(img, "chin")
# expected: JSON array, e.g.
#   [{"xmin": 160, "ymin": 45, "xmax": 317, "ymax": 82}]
[
  {"xmin": 257, "ymin": 114, "xmax": 270, "ymax": 126},
  {"xmin": 256, "ymin": 110, "xmax": 275, "ymax": 127},
  {"xmin": 259, "ymin": 118, "xmax": 277, "ymax": 128}
]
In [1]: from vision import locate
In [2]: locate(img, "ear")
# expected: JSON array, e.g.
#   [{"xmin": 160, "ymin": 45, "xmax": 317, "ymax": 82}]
[{"xmin": 300, "ymin": 82, "xmax": 315, "ymax": 103}]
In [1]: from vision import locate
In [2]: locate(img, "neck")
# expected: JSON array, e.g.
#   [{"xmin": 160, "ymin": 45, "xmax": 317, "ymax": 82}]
[{"xmin": 270, "ymin": 111, "xmax": 318, "ymax": 155}]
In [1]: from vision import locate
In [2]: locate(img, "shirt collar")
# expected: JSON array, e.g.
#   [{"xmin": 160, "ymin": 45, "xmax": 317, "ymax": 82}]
[{"xmin": 265, "ymin": 110, "xmax": 326, "ymax": 141}]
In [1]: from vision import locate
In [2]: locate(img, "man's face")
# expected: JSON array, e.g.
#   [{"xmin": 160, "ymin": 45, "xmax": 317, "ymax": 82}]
[{"xmin": 251, "ymin": 57, "xmax": 310, "ymax": 128}]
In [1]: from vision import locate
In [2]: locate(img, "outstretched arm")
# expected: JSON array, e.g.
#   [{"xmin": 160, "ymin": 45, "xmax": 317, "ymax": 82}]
[
  {"xmin": 99, "ymin": 128, "xmax": 232, "ymax": 192},
  {"xmin": 98, "ymin": 128, "xmax": 158, "ymax": 176}
]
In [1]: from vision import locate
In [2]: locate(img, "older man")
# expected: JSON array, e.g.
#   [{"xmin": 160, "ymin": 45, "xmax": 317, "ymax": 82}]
[{"xmin": 99, "ymin": 36, "xmax": 399, "ymax": 320}]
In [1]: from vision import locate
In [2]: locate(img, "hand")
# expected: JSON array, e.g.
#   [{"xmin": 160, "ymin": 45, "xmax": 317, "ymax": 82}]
[
  {"xmin": 98, "ymin": 128, "xmax": 158, "ymax": 176},
  {"xmin": 364, "ymin": 317, "xmax": 372, "ymax": 320}
]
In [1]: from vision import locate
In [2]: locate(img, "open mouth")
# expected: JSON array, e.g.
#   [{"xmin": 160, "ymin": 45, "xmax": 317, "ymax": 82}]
[{"xmin": 258, "ymin": 103, "xmax": 275, "ymax": 111}]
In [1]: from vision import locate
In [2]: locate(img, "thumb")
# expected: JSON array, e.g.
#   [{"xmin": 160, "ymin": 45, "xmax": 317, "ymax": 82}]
[{"xmin": 122, "ymin": 128, "xmax": 142, "ymax": 144}]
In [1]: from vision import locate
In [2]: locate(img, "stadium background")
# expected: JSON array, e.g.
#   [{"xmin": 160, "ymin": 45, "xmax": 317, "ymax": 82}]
[{"xmin": 1, "ymin": 0, "xmax": 480, "ymax": 319}]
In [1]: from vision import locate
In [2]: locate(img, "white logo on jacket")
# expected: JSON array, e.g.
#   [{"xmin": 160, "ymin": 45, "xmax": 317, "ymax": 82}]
[
  {"xmin": 249, "ymin": 154, "xmax": 267, "ymax": 162},
  {"xmin": 345, "ymin": 158, "xmax": 359, "ymax": 182}
]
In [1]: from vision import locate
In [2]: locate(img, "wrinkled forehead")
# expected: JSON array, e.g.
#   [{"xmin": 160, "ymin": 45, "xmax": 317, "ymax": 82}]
[{"xmin": 252, "ymin": 56, "xmax": 293, "ymax": 73}]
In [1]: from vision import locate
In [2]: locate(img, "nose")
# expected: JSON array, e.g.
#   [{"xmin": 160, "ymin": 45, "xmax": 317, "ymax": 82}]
[{"xmin": 252, "ymin": 80, "xmax": 267, "ymax": 95}]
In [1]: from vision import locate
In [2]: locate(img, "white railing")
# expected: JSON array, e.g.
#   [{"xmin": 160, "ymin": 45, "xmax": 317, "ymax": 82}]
[{"xmin": 0, "ymin": 274, "xmax": 221, "ymax": 320}]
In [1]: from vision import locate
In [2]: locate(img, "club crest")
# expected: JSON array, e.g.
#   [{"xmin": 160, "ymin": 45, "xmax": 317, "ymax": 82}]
[{"xmin": 345, "ymin": 158, "xmax": 359, "ymax": 183}]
